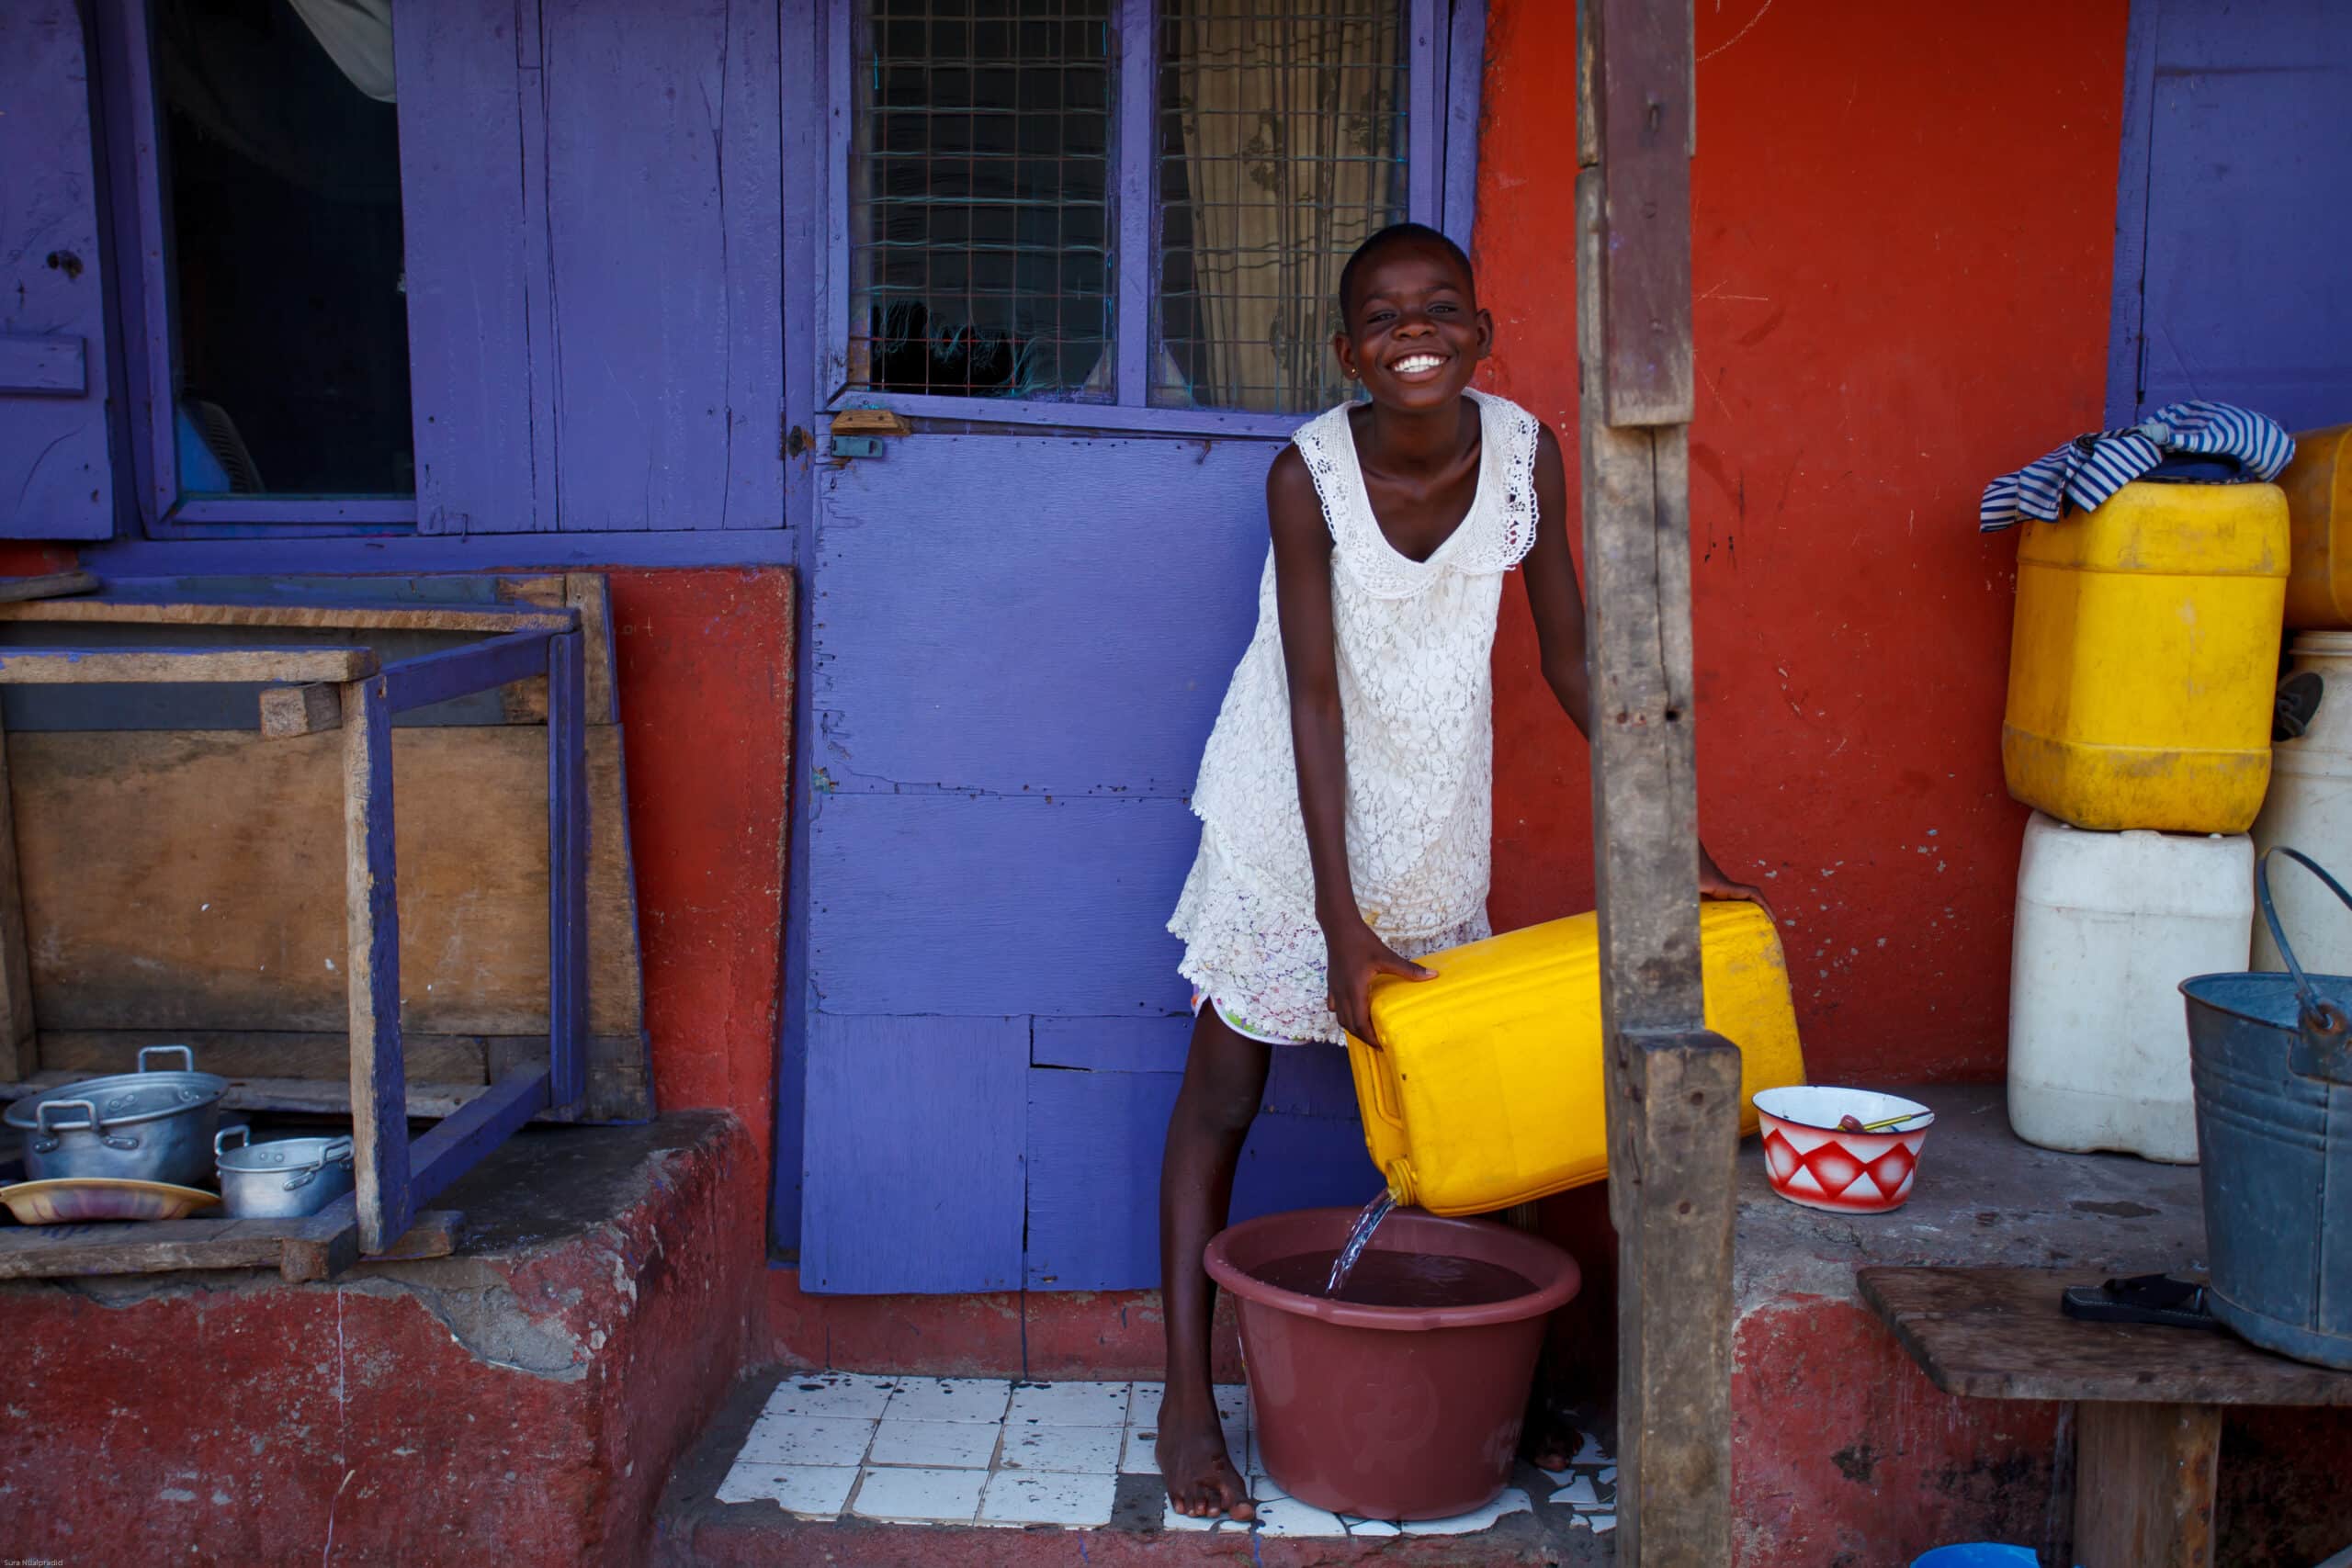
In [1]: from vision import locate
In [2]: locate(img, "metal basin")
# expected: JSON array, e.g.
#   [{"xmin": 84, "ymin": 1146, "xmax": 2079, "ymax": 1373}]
[
  {"xmin": 3, "ymin": 1046, "xmax": 228, "ymax": 1188},
  {"xmin": 215, "ymin": 1127, "xmax": 354, "ymax": 1219}
]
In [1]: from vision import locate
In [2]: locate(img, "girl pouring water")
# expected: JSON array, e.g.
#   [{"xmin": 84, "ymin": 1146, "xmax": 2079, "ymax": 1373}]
[{"xmin": 1157, "ymin": 222, "xmax": 1770, "ymax": 1520}]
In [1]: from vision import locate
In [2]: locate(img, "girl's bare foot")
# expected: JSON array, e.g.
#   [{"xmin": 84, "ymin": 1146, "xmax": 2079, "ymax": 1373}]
[{"xmin": 1156, "ymin": 1394, "xmax": 1255, "ymax": 1520}]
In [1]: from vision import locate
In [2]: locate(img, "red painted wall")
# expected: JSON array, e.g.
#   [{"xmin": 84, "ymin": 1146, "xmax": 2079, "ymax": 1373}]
[
  {"xmin": 608, "ymin": 567, "xmax": 795, "ymax": 1164},
  {"xmin": 1479, "ymin": 0, "xmax": 2130, "ymax": 1083}
]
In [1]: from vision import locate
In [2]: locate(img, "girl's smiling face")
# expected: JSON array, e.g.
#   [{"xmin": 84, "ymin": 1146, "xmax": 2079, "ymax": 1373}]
[{"xmin": 1333, "ymin": 238, "xmax": 1492, "ymax": 412}]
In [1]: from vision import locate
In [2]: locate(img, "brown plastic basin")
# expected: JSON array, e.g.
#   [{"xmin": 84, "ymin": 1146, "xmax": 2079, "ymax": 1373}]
[{"xmin": 1203, "ymin": 1206, "xmax": 1581, "ymax": 1521}]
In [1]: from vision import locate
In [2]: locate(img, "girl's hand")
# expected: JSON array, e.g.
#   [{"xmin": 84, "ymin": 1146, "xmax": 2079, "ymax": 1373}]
[
  {"xmin": 1700, "ymin": 846, "xmax": 1778, "ymax": 924},
  {"xmin": 1324, "ymin": 919, "xmax": 1435, "ymax": 1049}
]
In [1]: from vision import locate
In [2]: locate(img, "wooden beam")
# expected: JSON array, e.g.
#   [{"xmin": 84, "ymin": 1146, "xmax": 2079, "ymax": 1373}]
[
  {"xmin": 0, "ymin": 1073, "xmax": 485, "ymax": 1119},
  {"xmin": 2075, "ymin": 1402, "xmax": 2222, "ymax": 1568},
  {"xmin": 277, "ymin": 1207, "xmax": 464, "ymax": 1284},
  {"xmin": 0, "ymin": 570, "xmax": 99, "ymax": 604},
  {"xmin": 1576, "ymin": 3, "xmax": 1735, "ymax": 1562},
  {"xmin": 548, "ymin": 632, "xmax": 589, "ymax": 1111},
  {"xmin": 0, "ymin": 711, "xmax": 33, "ymax": 1082},
  {"xmin": 381, "ymin": 627, "xmax": 551, "ymax": 714},
  {"xmin": 0, "ymin": 1209, "xmax": 462, "ymax": 1282},
  {"xmin": 259, "ymin": 682, "xmax": 343, "ymax": 739},
  {"xmin": 0, "ymin": 598, "xmax": 578, "ymax": 635},
  {"xmin": 565, "ymin": 575, "xmax": 618, "ymax": 725},
  {"xmin": 342, "ymin": 674, "xmax": 413, "ymax": 1252},
  {"xmin": 0, "ymin": 647, "xmax": 379, "ymax": 685},
  {"xmin": 405, "ymin": 1068, "xmax": 551, "ymax": 1217},
  {"xmin": 1581, "ymin": 0, "xmax": 1695, "ymax": 427}
]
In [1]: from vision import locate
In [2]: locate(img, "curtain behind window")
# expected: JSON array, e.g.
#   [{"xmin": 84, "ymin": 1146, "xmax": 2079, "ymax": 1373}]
[{"xmin": 1156, "ymin": 0, "xmax": 1408, "ymax": 414}]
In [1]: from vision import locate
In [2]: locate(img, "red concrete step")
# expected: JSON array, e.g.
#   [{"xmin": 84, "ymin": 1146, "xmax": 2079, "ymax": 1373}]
[{"xmin": 651, "ymin": 1369, "xmax": 1611, "ymax": 1567}]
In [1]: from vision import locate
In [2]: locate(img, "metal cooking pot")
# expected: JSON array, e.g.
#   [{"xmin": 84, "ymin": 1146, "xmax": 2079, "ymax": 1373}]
[
  {"xmin": 4, "ymin": 1045, "xmax": 227, "ymax": 1187},
  {"xmin": 214, "ymin": 1127, "xmax": 355, "ymax": 1220}
]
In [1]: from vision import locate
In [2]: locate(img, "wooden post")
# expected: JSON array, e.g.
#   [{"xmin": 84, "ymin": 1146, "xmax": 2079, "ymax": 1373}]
[
  {"xmin": 2075, "ymin": 1402, "xmax": 2222, "ymax": 1568},
  {"xmin": 0, "ymin": 707, "xmax": 34, "ymax": 1081},
  {"xmin": 547, "ymin": 631, "xmax": 588, "ymax": 1112},
  {"xmin": 342, "ymin": 673, "xmax": 413, "ymax": 1252},
  {"xmin": 1575, "ymin": 1, "xmax": 1742, "ymax": 1562}
]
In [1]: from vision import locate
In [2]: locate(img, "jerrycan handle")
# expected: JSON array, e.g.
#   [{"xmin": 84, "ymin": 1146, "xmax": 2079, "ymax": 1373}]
[{"xmin": 2256, "ymin": 847, "xmax": 2352, "ymax": 1086}]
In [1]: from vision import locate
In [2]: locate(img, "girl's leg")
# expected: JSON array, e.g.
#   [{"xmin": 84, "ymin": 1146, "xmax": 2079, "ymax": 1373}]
[{"xmin": 1156, "ymin": 1004, "xmax": 1272, "ymax": 1519}]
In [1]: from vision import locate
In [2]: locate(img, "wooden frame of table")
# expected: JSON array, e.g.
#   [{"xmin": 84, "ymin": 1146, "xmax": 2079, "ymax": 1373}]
[
  {"xmin": 0, "ymin": 604, "xmax": 588, "ymax": 1274},
  {"xmin": 1860, "ymin": 1267, "xmax": 2352, "ymax": 1568}
]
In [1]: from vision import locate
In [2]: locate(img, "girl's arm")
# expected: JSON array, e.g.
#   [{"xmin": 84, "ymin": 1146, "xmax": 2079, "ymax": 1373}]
[
  {"xmin": 1267, "ymin": 447, "xmax": 1432, "ymax": 1047},
  {"xmin": 1521, "ymin": 423, "xmax": 1775, "ymax": 918}
]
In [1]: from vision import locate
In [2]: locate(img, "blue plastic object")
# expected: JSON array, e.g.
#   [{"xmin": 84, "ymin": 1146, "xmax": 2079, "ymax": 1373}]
[
  {"xmin": 2179, "ymin": 848, "xmax": 2352, "ymax": 1371},
  {"xmin": 1910, "ymin": 1547, "xmax": 2040, "ymax": 1568}
]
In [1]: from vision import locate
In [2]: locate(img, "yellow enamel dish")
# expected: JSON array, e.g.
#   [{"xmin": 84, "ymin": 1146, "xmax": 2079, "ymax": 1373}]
[
  {"xmin": 0, "ymin": 1179, "xmax": 221, "ymax": 1224},
  {"xmin": 1347, "ymin": 900, "xmax": 1806, "ymax": 1215}
]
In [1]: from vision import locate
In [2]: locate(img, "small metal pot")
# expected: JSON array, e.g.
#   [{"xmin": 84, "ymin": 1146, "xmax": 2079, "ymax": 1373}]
[
  {"xmin": 5, "ymin": 1046, "xmax": 227, "ymax": 1187},
  {"xmin": 214, "ymin": 1127, "xmax": 355, "ymax": 1219}
]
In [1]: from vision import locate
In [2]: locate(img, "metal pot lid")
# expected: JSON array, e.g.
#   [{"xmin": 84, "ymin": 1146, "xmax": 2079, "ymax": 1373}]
[
  {"xmin": 216, "ymin": 1132, "xmax": 351, "ymax": 1174},
  {"xmin": 4, "ymin": 1064, "xmax": 228, "ymax": 1133}
]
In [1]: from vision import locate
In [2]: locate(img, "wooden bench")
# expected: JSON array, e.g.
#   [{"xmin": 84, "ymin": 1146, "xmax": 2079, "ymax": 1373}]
[{"xmin": 1860, "ymin": 1266, "xmax": 2352, "ymax": 1568}]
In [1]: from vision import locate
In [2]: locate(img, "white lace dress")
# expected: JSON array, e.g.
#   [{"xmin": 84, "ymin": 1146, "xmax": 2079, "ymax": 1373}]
[{"xmin": 1169, "ymin": 389, "xmax": 1544, "ymax": 1044}]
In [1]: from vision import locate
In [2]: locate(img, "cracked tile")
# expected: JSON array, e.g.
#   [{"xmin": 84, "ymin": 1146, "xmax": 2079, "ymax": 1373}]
[
  {"xmin": 851, "ymin": 1466, "xmax": 986, "ymax": 1524},
  {"xmin": 715, "ymin": 1462, "xmax": 859, "ymax": 1517}
]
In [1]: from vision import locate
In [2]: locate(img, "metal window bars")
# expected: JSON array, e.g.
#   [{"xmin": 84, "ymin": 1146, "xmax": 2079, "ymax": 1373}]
[{"xmin": 841, "ymin": 0, "xmax": 1408, "ymax": 416}]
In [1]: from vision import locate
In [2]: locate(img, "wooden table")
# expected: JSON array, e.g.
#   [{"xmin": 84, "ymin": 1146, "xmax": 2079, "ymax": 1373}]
[{"xmin": 1860, "ymin": 1267, "xmax": 2352, "ymax": 1568}]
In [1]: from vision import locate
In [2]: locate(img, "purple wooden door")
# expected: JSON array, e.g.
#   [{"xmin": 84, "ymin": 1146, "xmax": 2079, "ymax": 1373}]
[
  {"xmin": 0, "ymin": 5, "xmax": 119, "ymax": 540},
  {"xmin": 2110, "ymin": 0, "xmax": 2352, "ymax": 430}
]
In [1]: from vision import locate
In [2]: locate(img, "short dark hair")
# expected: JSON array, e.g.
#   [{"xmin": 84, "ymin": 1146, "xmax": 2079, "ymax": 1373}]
[{"xmin": 1337, "ymin": 222, "xmax": 1476, "ymax": 327}]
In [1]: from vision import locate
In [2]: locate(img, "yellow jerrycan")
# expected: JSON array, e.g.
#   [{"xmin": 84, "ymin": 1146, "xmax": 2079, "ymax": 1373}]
[
  {"xmin": 2002, "ymin": 479, "xmax": 2289, "ymax": 834},
  {"xmin": 1345, "ymin": 900, "xmax": 1805, "ymax": 1216},
  {"xmin": 2281, "ymin": 425, "xmax": 2352, "ymax": 630}
]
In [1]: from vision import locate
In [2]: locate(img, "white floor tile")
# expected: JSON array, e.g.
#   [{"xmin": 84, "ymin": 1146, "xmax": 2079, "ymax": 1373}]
[
  {"xmin": 1119, "ymin": 1425, "xmax": 1160, "ymax": 1475},
  {"xmin": 1343, "ymin": 1517, "xmax": 1402, "ymax": 1537},
  {"xmin": 1247, "ymin": 1468, "xmax": 1290, "ymax": 1503},
  {"xmin": 1400, "ymin": 1486, "xmax": 1533, "ymax": 1536},
  {"xmin": 1588, "ymin": 1512, "xmax": 1618, "ymax": 1534},
  {"xmin": 1251, "ymin": 1495, "xmax": 1350, "ymax": 1538},
  {"xmin": 762, "ymin": 1373, "xmax": 898, "ymax": 1422},
  {"xmin": 850, "ymin": 1466, "xmax": 987, "ymax": 1524},
  {"xmin": 1550, "ymin": 1472, "xmax": 1604, "ymax": 1509},
  {"xmin": 1571, "ymin": 1432, "xmax": 1609, "ymax": 1467},
  {"xmin": 1127, "ymin": 1382, "xmax": 1164, "ymax": 1426},
  {"xmin": 978, "ymin": 1470, "xmax": 1116, "ymax": 1528},
  {"xmin": 1006, "ymin": 1381, "xmax": 1131, "ymax": 1427},
  {"xmin": 737, "ymin": 1415, "xmax": 876, "ymax": 1469},
  {"xmin": 1599, "ymin": 1465, "xmax": 1618, "ymax": 1485},
  {"xmin": 867, "ymin": 1417, "xmax": 1000, "ymax": 1470},
  {"xmin": 1213, "ymin": 1384, "xmax": 1251, "ymax": 1426},
  {"xmin": 999, "ymin": 1422, "xmax": 1121, "ymax": 1474},
  {"xmin": 884, "ymin": 1378, "xmax": 1012, "ymax": 1425},
  {"xmin": 715, "ymin": 1462, "xmax": 859, "ymax": 1517}
]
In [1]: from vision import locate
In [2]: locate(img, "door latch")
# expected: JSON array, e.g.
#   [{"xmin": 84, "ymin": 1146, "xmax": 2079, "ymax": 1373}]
[{"xmin": 828, "ymin": 407, "xmax": 911, "ymax": 459}]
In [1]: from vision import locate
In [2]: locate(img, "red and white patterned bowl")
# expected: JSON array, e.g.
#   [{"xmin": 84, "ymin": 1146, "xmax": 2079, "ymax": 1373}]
[{"xmin": 1753, "ymin": 1088, "xmax": 1934, "ymax": 1214}]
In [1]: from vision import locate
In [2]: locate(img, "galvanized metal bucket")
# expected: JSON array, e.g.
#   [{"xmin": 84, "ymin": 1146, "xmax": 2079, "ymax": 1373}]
[{"xmin": 2179, "ymin": 847, "xmax": 2352, "ymax": 1371}]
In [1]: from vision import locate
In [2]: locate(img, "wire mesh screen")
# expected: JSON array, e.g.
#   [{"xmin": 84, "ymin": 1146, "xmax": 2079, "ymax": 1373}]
[
  {"xmin": 847, "ymin": 0, "xmax": 1115, "ymax": 400},
  {"xmin": 1153, "ymin": 1, "xmax": 1409, "ymax": 414}
]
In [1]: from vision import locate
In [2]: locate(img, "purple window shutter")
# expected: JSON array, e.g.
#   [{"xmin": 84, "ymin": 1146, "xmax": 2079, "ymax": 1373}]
[{"xmin": 0, "ymin": 6, "xmax": 118, "ymax": 541}]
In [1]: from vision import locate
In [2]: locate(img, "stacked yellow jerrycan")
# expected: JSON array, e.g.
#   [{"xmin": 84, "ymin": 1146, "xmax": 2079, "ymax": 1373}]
[
  {"xmin": 1344, "ymin": 901, "xmax": 1805, "ymax": 1215},
  {"xmin": 2003, "ymin": 479, "xmax": 2291, "ymax": 833},
  {"xmin": 2281, "ymin": 426, "xmax": 2352, "ymax": 630}
]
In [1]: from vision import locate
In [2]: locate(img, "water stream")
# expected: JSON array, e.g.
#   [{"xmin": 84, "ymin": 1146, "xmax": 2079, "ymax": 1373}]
[{"xmin": 1323, "ymin": 1190, "xmax": 1398, "ymax": 1296}]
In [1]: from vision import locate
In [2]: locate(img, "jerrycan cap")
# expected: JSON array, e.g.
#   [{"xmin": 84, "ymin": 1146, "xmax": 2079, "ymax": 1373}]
[{"xmin": 1383, "ymin": 1158, "xmax": 1418, "ymax": 1209}]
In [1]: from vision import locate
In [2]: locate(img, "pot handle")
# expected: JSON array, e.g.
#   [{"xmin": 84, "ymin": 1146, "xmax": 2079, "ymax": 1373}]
[
  {"xmin": 215, "ymin": 1125, "xmax": 251, "ymax": 1156},
  {"xmin": 2256, "ymin": 847, "xmax": 2352, "ymax": 1085},
  {"xmin": 138, "ymin": 1044, "xmax": 195, "ymax": 1076},
  {"xmin": 282, "ymin": 1137, "xmax": 356, "ymax": 1191},
  {"xmin": 33, "ymin": 1098, "xmax": 139, "ymax": 1154}
]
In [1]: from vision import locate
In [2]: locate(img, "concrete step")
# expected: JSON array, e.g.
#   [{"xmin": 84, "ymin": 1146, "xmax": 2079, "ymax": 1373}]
[{"xmin": 652, "ymin": 1369, "xmax": 1614, "ymax": 1566}]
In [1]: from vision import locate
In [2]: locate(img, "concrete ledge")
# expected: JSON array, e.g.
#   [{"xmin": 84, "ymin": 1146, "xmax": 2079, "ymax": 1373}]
[
  {"xmin": 0, "ymin": 1111, "xmax": 760, "ymax": 1568},
  {"xmin": 1730, "ymin": 1086, "xmax": 2350, "ymax": 1568}
]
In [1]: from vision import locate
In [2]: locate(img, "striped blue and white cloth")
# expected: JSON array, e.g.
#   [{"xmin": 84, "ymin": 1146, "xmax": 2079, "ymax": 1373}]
[{"xmin": 1979, "ymin": 400, "xmax": 2296, "ymax": 532}]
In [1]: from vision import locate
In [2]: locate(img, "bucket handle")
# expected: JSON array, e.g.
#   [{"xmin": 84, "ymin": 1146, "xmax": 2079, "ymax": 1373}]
[{"xmin": 2256, "ymin": 847, "xmax": 2352, "ymax": 1086}]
